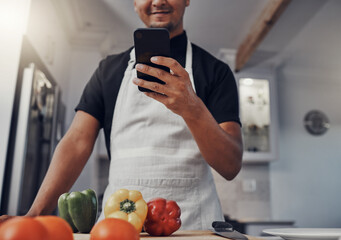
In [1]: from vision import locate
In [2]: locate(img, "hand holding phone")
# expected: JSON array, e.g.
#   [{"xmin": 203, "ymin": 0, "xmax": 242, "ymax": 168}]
[{"xmin": 134, "ymin": 28, "xmax": 171, "ymax": 92}]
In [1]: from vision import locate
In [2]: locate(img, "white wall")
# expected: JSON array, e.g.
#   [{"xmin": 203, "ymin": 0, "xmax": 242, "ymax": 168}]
[
  {"xmin": 270, "ymin": 0, "xmax": 341, "ymax": 227},
  {"xmin": 213, "ymin": 165, "xmax": 271, "ymax": 220},
  {"xmin": 0, "ymin": 0, "xmax": 32, "ymax": 207},
  {"xmin": 66, "ymin": 49, "xmax": 102, "ymax": 192}
]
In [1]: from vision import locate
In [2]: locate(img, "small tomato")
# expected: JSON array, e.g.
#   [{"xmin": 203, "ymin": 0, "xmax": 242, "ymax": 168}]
[
  {"xmin": 90, "ymin": 218, "xmax": 139, "ymax": 240},
  {"xmin": 0, "ymin": 216, "xmax": 48, "ymax": 240},
  {"xmin": 35, "ymin": 216, "xmax": 73, "ymax": 240}
]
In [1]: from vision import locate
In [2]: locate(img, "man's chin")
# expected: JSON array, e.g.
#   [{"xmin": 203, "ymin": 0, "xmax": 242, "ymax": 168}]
[{"xmin": 149, "ymin": 22, "xmax": 173, "ymax": 31}]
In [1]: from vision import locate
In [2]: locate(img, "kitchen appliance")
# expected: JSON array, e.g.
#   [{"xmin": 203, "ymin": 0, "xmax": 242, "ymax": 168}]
[{"xmin": 1, "ymin": 59, "xmax": 64, "ymax": 215}]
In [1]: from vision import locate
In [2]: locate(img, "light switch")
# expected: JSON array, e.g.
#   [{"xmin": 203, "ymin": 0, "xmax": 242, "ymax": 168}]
[{"xmin": 242, "ymin": 179, "xmax": 257, "ymax": 192}]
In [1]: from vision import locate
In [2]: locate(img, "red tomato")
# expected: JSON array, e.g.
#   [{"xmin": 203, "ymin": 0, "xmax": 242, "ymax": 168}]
[
  {"xmin": 0, "ymin": 215, "xmax": 14, "ymax": 229},
  {"xmin": 0, "ymin": 216, "xmax": 48, "ymax": 240},
  {"xmin": 35, "ymin": 216, "xmax": 73, "ymax": 240},
  {"xmin": 90, "ymin": 218, "xmax": 139, "ymax": 240}
]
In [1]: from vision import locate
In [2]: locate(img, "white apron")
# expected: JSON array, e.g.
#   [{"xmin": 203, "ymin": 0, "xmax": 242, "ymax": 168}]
[{"xmin": 98, "ymin": 40, "xmax": 224, "ymax": 230}]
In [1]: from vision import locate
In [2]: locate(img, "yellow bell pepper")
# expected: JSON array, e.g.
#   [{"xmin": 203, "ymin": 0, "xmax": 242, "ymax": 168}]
[{"xmin": 104, "ymin": 189, "xmax": 147, "ymax": 232}]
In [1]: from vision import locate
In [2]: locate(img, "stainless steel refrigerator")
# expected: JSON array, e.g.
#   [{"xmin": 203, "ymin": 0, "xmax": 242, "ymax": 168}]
[{"xmin": 1, "ymin": 60, "xmax": 65, "ymax": 215}]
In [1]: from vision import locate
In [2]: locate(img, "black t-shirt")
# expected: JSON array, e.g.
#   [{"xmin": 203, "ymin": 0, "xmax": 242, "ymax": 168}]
[{"xmin": 76, "ymin": 31, "xmax": 240, "ymax": 158}]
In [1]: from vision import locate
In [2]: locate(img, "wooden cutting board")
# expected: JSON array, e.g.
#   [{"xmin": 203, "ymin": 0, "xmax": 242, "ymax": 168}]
[{"xmin": 74, "ymin": 230, "xmax": 265, "ymax": 240}]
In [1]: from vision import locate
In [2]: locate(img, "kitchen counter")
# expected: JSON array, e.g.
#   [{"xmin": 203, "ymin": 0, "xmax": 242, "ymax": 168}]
[
  {"xmin": 74, "ymin": 230, "xmax": 272, "ymax": 240},
  {"xmin": 235, "ymin": 219, "xmax": 294, "ymax": 236}
]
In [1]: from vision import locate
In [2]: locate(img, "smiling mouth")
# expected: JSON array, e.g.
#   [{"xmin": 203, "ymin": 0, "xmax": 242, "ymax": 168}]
[{"xmin": 151, "ymin": 11, "xmax": 170, "ymax": 15}]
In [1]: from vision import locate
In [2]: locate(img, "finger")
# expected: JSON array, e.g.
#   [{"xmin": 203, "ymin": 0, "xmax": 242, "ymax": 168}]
[
  {"xmin": 150, "ymin": 56, "xmax": 187, "ymax": 77},
  {"xmin": 136, "ymin": 64, "xmax": 172, "ymax": 84},
  {"xmin": 144, "ymin": 91, "xmax": 168, "ymax": 104},
  {"xmin": 133, "ymin": 78, "xmax": 168, "ymax": 95}
]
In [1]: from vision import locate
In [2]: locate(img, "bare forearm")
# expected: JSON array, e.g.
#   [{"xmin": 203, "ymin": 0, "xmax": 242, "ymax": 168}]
[
  {"xmin": 183, "ymin": 100, "xmax": 243, "ymax": 180},
  {"xmin": 26, "ymin": 132, "xmax": 95, "ymax": 216}
]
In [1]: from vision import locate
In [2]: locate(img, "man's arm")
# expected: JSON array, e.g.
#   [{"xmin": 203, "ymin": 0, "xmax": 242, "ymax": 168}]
[
  {"xmin": 26, "ymin": 110, "xmax": 100, "ymax": 216},
  {"xmin": 181, "ymin": 104, "xmax": 243, "ymax": 180},
  {"xmin": 133, "ymin": 57, "xmax": 243, "ymax": 180}
]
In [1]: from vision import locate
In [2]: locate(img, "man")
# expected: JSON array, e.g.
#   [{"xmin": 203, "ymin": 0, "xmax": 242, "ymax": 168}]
[{"xmin": 1, "ymin": 0, "xmax": 243, "ymax": 230}]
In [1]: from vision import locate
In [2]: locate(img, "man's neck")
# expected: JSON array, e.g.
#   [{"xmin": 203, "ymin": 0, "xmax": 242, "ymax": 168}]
[{"xmin": 169, "ymin": 26, "xmax": 184, "ymax": 39}]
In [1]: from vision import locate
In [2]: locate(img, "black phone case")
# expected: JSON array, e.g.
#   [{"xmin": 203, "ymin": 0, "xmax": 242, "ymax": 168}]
[{"xmin": 134, "ymin": 28, "xmax": 171, "ymax": 92}]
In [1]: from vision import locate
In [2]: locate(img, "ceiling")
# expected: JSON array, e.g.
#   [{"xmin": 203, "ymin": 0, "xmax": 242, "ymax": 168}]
[{"xmin": 52, "ymin": 0, "xmax": 328, "ymax": 68}]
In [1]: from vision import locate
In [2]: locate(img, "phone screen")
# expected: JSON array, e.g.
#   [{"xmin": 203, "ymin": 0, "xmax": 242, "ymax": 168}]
[{"xmin": 134, "ymin": 28, "xmax": 170, "ymax": 92}]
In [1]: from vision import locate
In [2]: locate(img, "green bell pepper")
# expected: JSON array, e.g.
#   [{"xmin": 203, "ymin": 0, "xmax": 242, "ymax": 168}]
[{"xmin": 58, "ymin": 189, "xmax": 98, "ymax": 233}]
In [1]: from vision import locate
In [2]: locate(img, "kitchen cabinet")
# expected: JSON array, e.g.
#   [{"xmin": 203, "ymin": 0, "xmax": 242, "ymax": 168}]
[{"xmin": 235, "ymin": 68, "xmax": 279, "ymax": 163}]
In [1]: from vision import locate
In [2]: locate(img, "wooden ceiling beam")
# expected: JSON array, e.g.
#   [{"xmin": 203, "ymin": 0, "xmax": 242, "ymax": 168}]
[{"xmin": 235, "ymin": 0, "xmax": 292, "ymax": 72}]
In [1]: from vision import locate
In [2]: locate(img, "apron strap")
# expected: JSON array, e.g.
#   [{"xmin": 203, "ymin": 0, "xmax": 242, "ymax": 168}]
[
  {"xmin": 128, "ymin": 48, "xmax": 136, "ymax": 70},
  {"xmin": 185, "ymin": 39, "xmax": 196, "ymax": 92}
]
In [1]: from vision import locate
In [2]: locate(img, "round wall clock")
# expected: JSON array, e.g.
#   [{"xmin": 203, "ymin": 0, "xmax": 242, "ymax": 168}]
[{"xmin": 304, "ymin": 110, "xmax": 330, "ymax": 136}]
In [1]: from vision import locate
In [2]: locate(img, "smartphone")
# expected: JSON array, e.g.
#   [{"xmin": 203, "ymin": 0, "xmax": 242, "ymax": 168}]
[{"xmin": 134, "ymin": 28, "xmax": 171, "ymax": 92}]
